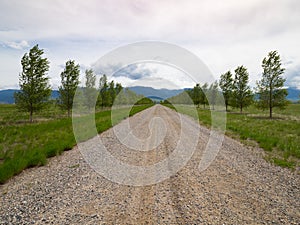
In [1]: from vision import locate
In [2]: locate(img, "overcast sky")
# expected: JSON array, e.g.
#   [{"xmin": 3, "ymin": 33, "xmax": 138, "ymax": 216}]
[{"xmin": 0, "ymin": 0, "xmax": 300, "ymax": 90}]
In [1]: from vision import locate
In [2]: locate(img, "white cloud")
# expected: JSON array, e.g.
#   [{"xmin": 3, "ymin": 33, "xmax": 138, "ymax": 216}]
[
  {"xmin": 111, "ymin": 62, "xmax": 197, "ymax": 89},
  {"xmin": 0, "ymin": 0, "xmax": 300, "ymax": 89},
  {"xmin": 0, "ymin": 83, "xmax": 19, "ymax": 90},
  {"xmin": 285, "ymin": 64, "xmax": 300, "ymax": 89},
  {"xmin": 4, "ymin": 40, "xmax": 29, "ymax": 50}
]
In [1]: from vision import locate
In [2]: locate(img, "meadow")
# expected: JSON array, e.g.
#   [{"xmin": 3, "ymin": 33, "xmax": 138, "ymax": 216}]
[
  {"xmin": 0, "ymin": 103, "xmax": 153, "ymax": 183},
  {"xmin": 164, "ymin": 103, "xmax": 300, "ymax": 169}
]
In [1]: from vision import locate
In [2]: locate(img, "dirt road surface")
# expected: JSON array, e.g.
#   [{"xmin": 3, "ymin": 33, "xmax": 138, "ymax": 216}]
[{"xmin": 0, "ymin": 105, "xmax": 299, "ymax": 224}]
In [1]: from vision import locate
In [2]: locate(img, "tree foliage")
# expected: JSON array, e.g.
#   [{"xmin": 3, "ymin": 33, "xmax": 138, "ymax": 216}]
[
  {"xmin": 208, "ymin": 81, "xmax": 219, "ymax": 110},
  {"xmin": 219, "ymin": 71, "xmax": 233, "ymax": 111},
  {"xmin": 232, "ymin": 65, "xmax": 253, "ymax": 113},
  {"xmin": 201, "ymin": 83, "xmax": 209, "ymax": 108},
  {"xmin": 256, "ymin": 51, "xmax": 287, "ymax": 118},
  {"xmin": 114, "ymin": 88, "xmax": 145, "ymax": 105},
  {"xmin": 108, "ymin": 80, "xmax": 116, "ymax": 106},
  {"xmin": 166, "ymin": 90, "xmax": 193, "ymax": 105},
  {"xmin": 97, "ymin": 74, "xmax": 125, "ymax": 107},
  {"xmin": 84, "ymin": 69, "xmax": 97, "ymax": 111},
  {"xmin": 192, "ymin": 84, "xmax": 202, "ymax": 107},
  {"xmin": 58, "ymin": 60, "xmax": 80, "ymax": 117},
  {"xmin": 98, "ymin": 74, "xmax": 109, "ymax": 107},
  {"xmin": 14, "ymin": 44, "xmax": 51, "ymax": 122},
  {"xmin": 135, "ymin": 97, "xmax": 154, "ymax": 105}
]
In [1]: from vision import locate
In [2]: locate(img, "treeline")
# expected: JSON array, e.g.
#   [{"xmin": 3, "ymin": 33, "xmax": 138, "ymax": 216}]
[
  {"xmin": 165, "ymin": 50, "xmax": 288, "ymax": 118},
  {"xmin": 14, "ymin": 45, "xmax": 150, "ymax": 122}
]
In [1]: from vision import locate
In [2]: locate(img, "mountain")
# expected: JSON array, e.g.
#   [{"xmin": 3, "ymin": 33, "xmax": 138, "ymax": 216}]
[
  {"xmin": 0, "ymin": 87, "xmax": 299, "ymax": 104},
  {"xmin": 0, "ymin": 89, "xmax": 17, "ymax": 104},
  {"xmin": 128, "ymin": 86, "xmax": 184, "ymax": 101},
  {"xmin": 287, "ymin": 87, "xmax": 300, "ymax": 102},
  {"xmin": 0, "ymin": 89, "xmax": 60, "ymax": 104}
]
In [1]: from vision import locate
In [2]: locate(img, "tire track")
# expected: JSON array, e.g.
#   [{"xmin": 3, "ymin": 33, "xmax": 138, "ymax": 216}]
[{"xmin": 0, "ymin": 105, "xmax": 299, "ymax": 224}]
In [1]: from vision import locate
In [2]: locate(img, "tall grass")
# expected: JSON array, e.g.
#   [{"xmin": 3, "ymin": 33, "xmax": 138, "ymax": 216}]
[
  {"xmin": 0, "ymin": 104, "xmax": 153, "ymax": 184},
  {"xmin": 163, "ymin": 103, "xmax": 300, "ymax": 169}
]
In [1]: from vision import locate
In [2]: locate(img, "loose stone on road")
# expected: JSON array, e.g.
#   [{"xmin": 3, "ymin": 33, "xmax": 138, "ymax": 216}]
[{"xmin": 0, "ymin": 105, "xmax": 299, "ymax": 224}]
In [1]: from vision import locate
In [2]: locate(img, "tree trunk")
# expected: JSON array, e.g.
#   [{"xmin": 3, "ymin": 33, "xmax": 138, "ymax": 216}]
[
  {"xmin": 240, "ymin": 104, "xmax": 242, "ymax": 113},
  {"xmin": 225, "ymin": 104, "xmax": 228, "ymax": 112},
  {"xmin": 68, "ymin": 108, "xmax": 71, "ymax": 117},
  {"xmin": 270, "ymin": 106, "xmax": 272, "ymax": 119}
]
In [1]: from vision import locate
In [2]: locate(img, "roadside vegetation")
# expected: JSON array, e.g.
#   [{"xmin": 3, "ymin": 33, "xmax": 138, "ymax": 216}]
[
  {"xmin": 162, "ymin": 103, "xmax": 300, "ymax": 169},
  {"xmin": 0, "ymin": 44, "xmax": 154, "ymax": 184},
  {"xmin": 163, "ymin": 50, "xmax": 299, "ymax": 169},
  {"xmin": 1, "ymin": 43, "xmax": 299, "ymax": 183},
  {"xmin": 0, "ymin": 104, "xmax": 153, "ymax": 184}
]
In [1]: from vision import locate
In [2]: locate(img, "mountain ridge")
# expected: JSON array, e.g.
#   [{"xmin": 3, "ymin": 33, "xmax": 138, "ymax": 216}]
[{"xmin": 0, "ymin": 86, "xmax": 299, "ymax": 104}]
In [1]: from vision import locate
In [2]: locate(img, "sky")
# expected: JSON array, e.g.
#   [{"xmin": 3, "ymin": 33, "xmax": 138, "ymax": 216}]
[{"xmin": 0, "ymin": 0, "xmax": 300, "ymax": 90}]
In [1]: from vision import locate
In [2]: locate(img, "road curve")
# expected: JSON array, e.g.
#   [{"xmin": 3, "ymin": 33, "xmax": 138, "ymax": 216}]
[{"xmin": 0, "ymin": 105, "xmax": 299, "ymax": 224}]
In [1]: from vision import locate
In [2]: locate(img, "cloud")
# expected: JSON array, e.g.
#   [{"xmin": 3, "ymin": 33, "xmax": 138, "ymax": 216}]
[
  {"xmin": 0, "ymin": 83, "xmax": 19, "ymax": 90},
  {"xmin": 113, "ymin": 64, "xmax": 154, "ymax": 80},
  {"xmin": 0, "ymin": 0, "xmax": 300, "ymax": 89},
  {"xmin": 108, "ymin": 62, "xmax": 196, "ymax": 89},
  {"xmin": 4, "ymin": 40, "xmax": 29, "ymax": 50},
  {"xmin": 285, "ymin": 63, "xmax": 300, "ymax": 89},
  {"xmin": 0, "ymin": 0, "xmax": 299, "ymax": 43}
]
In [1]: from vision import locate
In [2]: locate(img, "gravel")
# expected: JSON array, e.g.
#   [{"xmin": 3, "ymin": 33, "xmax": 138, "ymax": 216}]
[{"xmin": 0, "ymin": 105, "xmax": 299, "ymax": 224}]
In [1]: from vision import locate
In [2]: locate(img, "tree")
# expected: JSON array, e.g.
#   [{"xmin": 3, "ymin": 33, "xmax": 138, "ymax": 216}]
[
  {"xmin": 108, "ymin": 80, "xmax": 116, "ymax": 106},
  {"xmin": 115, "ymin": 83, "xmax": 123, "ymax": 95},
  {"xmin": 256, "ymin": 51, "xmax": 287, "ymax": 118},
  {"xmin": 14, "ymin": 45, "xmax": 51, "ymax": 122},
  {"xmin": 58, "ymin": 60, "xmax": 80, "ymax": 117},
  {"xmin": 201, "ymin": 83, "xmax": 209, "ymax": 109},
  {"xmin": 208, "ymin": 81, "xmax": 218, "ymax": 110},
  {"xmin": 219, "ymin": 71, "xmax": 233, "ymax": 111},
  {"xmin": 192, "ymin": 83, "xmax": 202, "ymax": 107},
  {"xmin": 98, "ymin": 74, "xmax": 109, "ymax": 108},
  {"xmin": 168, "ymin": 90, "xmax": 193, "ymax": 105},
  {"xmin": 232, "ymin": 65, "xmax": 253, "ymax": 113},
  {"xmin": 84, "ymin": 69, "xmax": 97, "ymax": 111}
]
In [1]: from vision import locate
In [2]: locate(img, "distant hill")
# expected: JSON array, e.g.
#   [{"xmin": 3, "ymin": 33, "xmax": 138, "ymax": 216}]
[
  {"xmin": 128, "ymin": 86, "xmax": 183, "ymax": 100},
  {"xmin": 0, "ymin": 89, "xmax": 59, "ymax": 104},
  {"xmin": 0, "ymin": 89, "xmax": 17, "ymax": 104},
  {"xmin": 0, "ymin": 87, "xmax": 299, "ymax": 104},
  {"xmin": 147, "ymin": 96, "xmax": 164, "ymax": 102},
  {"xmin": 287, "ymin": 87, "xmax": 300, "ymax": 102}
]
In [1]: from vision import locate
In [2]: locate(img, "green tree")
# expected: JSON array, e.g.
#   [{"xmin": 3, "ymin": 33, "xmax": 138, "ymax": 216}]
[
  {"xmin": 108, "ymin": 80, "xmax": 116, "ymax": 106},
  {"xmin": 201, "ymin": 83, "xmax": 209, "ymax": 109},
  {"xmin": 208, "ymin": 81, "xmax": 218, "ymax": 110},
  {"xmin": 14, "ymin": 45, "xmax": 51, "ymax": 122},
  {"xmin": 219, "ymin": 71, "xmax": 233, "ymax": 111},
  {"xmin": 98, "ymin": 74, "xmax": 110, "ymax": 108},
  {"xmin": 192, "ymin": 83, "xmax": 202, "ymax": 107},
  {"xmin": 232, "ymin": 66, "xmax": 253, "ymax": 113},
  {"xmin": 115, "ymin": 82, "xmax": 123, "ymax": 95},
  {"xmin": 58, "ymin": 60, "xmax": 80, "ymax": 117},
  {"xmin": 166, "ymin": 90, "xmax": 193, "ymax": 105},
  {"xmin": 135, "ymin": 97, "xmax": 154, "ymax": 105},
  {"xmin": 84, "ymin": 69, "xmax": 97, "ymax": 111},
  {"xmin": 256, "ymin": 51, "xmax": 287, "ymax": 118}
]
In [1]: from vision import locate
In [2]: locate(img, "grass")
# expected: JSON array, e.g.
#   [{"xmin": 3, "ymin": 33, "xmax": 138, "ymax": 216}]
[
  {"xmin": 162, "ymin": 103, "xmax": 300, "ymax": 169},
  {"xmin": 0, "ymin": 104, "xmax": 153, "ymax": 184},
  {"xmin": 0, "ymin": 103, "xmax": 66, "ymax": 124}
]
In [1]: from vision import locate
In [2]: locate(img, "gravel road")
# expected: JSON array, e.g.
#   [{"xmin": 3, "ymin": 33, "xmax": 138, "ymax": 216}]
[{"xmin": 0, "ymin": 105, "xmax": 299, "ymax": 224}]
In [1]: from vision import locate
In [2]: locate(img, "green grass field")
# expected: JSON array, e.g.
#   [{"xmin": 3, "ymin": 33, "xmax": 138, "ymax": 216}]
[
  {"xmin": 163, "ymin": 103, "xmax": 300, "ymax": 169},
  {"xmin": 0, "ymin": 104, "xmax": 153, "ymax": 184}
]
